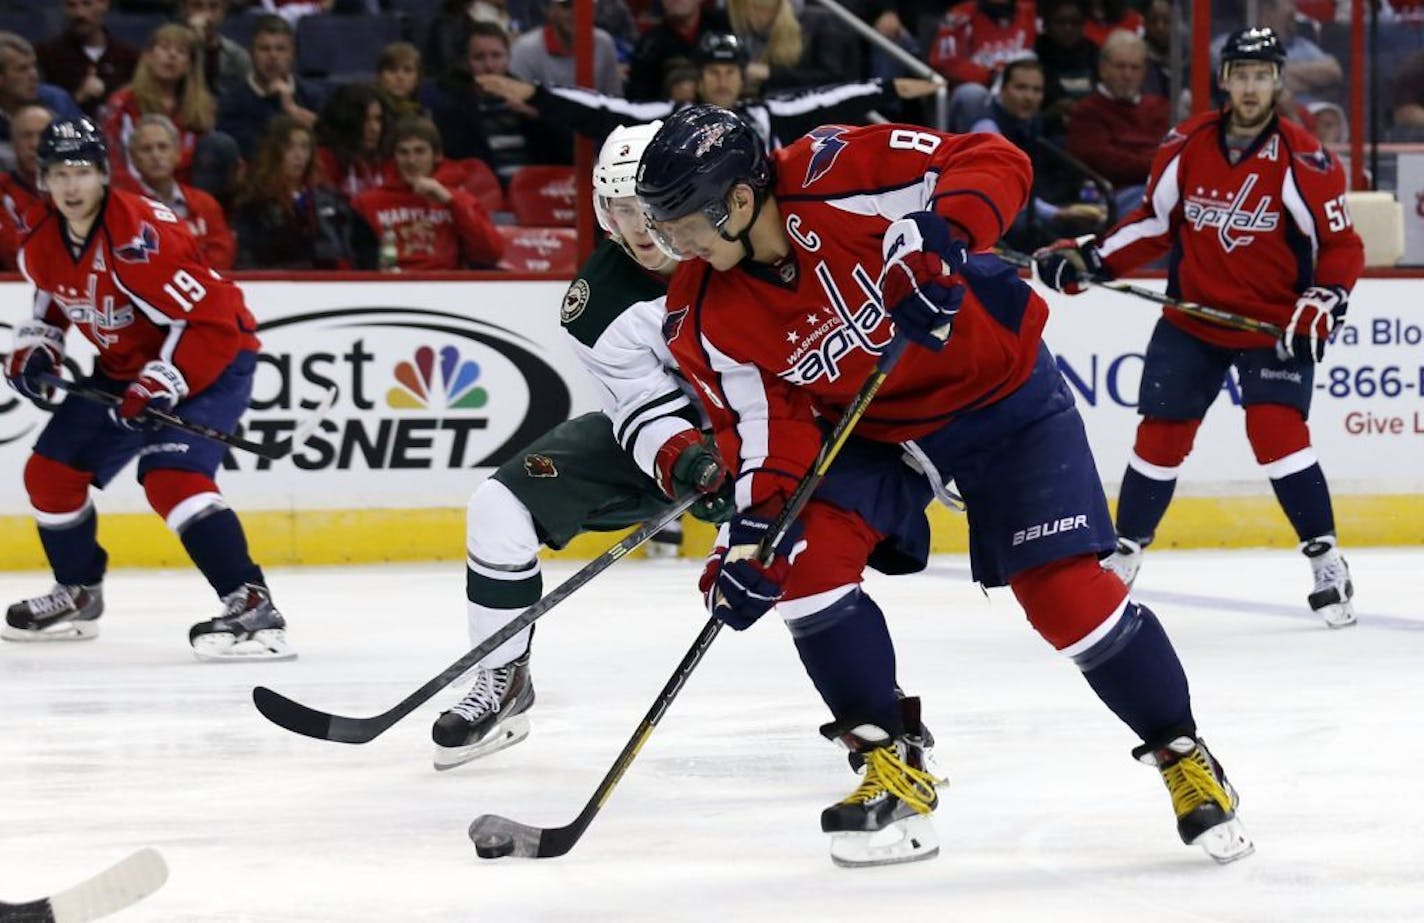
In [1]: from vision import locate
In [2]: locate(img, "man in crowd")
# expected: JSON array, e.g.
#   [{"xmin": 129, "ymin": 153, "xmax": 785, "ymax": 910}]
[
  {"xmin": 626, "ymin": 0, "xmax": 730, "ymax": 101},
  {"xmin": 0, "ymin": 103, "xmax": 48, "ymax": 268},
  {"xmin": 217, "ymin": 15, "xmax": 322, "ymax": 158},
  {"xmin": 122, "ymin": 113, "xmax": 234, "ymax": 269},
  {"xmin": 178, "ymin": 0, "xmax": 253, "ymax": 94},
  {"xmin": 36, "ymin": 0, "xmax": 139, "ymax": 118},
  {"xmin": 0, "ymin": 33, "xmax": 83, "ymax": 171},
  {"xmin": 509, "ymin": 0, "xmax": 623, "ymax": 97}
]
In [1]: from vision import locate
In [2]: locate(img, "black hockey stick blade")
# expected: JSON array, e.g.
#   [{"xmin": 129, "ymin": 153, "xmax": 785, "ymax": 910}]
[
  {"xmin": 252, "ymin": 493, "xmax": 702, "ymax": 743},
  {"xmin": 0, "ymin": 848, "xmax": 168, "ymax": 923}
]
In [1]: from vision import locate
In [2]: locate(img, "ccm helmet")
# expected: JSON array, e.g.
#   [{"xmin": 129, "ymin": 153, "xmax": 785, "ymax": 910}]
[{"xmin": 1219, "ymin": 26, "xmax": 1286, "ymax": 82}]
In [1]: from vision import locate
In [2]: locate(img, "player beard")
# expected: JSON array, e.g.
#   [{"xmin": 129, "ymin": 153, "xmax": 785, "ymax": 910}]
[{"xmin": 1229, "ymin": 98, "xmax": 1272, "ymax": 134}]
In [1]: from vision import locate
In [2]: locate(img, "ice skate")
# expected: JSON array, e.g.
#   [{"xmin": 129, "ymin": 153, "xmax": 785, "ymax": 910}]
[
  {"xmin": 820, "ymin": 702, "xmax": 943, "ymax": 868},
  {"xmin": 1101, "ymin": 536, "xmax": 1143, "ymax": 588},
  {"xmin": 432, "ymin": 653, "xmax": 535, "ymax": 770},
  {"xmin": 3, "ymin": 583, "xmax": 103, "ymax": 641},
  {"xmin": 189, "ymin": 583, "xmax": 295, "ymax": 662},
  {"xmin": 1135, "ymin": 733, "xmax": 1254, "ymax": 864},
  {"xmin": 643, "ymin": 523, "xmax": 683, "ymax": 560},
  {"xmin": 1302, "ymin": 538, "xmax": 1355, "ymax": 628}
]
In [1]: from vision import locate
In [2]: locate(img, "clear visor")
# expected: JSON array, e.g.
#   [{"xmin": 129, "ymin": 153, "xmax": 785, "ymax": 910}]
[{"xmin": 645, "ymin": 199, "xmax": 730, "ymax": 262}]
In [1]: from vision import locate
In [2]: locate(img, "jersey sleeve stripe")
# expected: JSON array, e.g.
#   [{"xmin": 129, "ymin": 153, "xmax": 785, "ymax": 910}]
[
  {"xmin": 702, "ymin": 335, "xmax": 771, "ymax": 511},
  {"xmin": 782, "ymin": 175, "xmax": 930, "ymax": 209},
  {"xmin": 1098, "ymin": 151, "xmax": 1183, "ymax": 260},
  {"xmin": 629, "ymin": 415, "xmax": 697, "ymax": 478},
  {"xmin": 1280, "ymin": 164, "xmax": 1319, "ymax": 260},
  {"xmin": 929, "ymin": 187, "xmax": 1005, "ymax": 238},
  {"xmin": 614, "ymin": 389, "xmax": 691, "ymax": 446},
  {"xmin": 110, "ymin": 271, "xmax": 188, "ymax": 367},
  {"xmin": 761, "ymin": 80, "xmax": 884, "ymax": 116}
]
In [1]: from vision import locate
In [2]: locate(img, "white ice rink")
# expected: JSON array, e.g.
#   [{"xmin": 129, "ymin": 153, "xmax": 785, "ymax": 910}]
[{"xmin": 2, "ymin": 548, "xmax": 1422, "ymax": 922}]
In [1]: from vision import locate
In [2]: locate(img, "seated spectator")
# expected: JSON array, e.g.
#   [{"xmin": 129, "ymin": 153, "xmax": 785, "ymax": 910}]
[
  {"xmin": 1307, "ymin": 100, "xmax": 1347, "ymax": 143},
  {"xmin": 929, "ymin": 1, "xmax": 1037, "ymax": 90},
  {"xmin": 101, "ymin": 24, "xmax": 241, "ymax": 197},
  {"xmin": 0, "ymin": 34, "xmax": 84, "ymax": 171},
  {"xmin": 377, "ymin": 42, "xmax": 428, "ymax": 120},
  {"xmin": 1391, "ymin": 50, "xmax": 1424, "ymax": 140},
  {"xmin": 423, "ymin": 0, "xmax": 548, "ymax": 80},
  {"xmin": 1210, "ymin": 0, "xmax": 1343, "ymax": 105},
  {"xmin": 36, "ymin": 0, "xmax": 141, "ymax": 118},
  {"xmin": 1141, "ymin": 0, "xmax": 1175, "ymax": 100},
  {"xmin": 0, "ymin": 104, "xmax": 49, "ymax": 268},
  {"xmin": 1067, "ymin": 29, "xmax": 1167, "ymax": 216},
  {"xmin": 626, "ymin": 0, "xmax": 730, "ymax": 102},
  {"xmin": 509, "ymin": 0, "xmax": 622, "ymax": 96},
  {"xmin": 232, "ymin": 114, "xmax": 370, "ymax": 269},
  {"xmin": 1083, "ymin": 0, "xmax": 1144, "ymax": 46},
  {"xmin": 178, "ymin": 0, "xmax": 253, "ymax": 94},
  {"xmin": 122, "ymin": 113, "xmax": 235, "ymax": 269},
  {"xmin": 351, "ymin": 116, "xmax": 503, "ymax": 270},
  {"xmin": 727, "ymin": 0, "xmax": 862, "ymax": 94},
  {"xmin": 315, "ymin": 82, "xmax": 392, "ymax": 198},
  {"xmin": 1037, "ymin": 0, "xmax": 1099, "ymax": 132},
  {"xmin": 217, "ymin": 15, "xmax": 321, "ymax": 159}
]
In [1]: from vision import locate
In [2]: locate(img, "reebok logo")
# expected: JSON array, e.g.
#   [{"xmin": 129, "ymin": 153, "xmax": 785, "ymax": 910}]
[{"xmin": 1011, "ymin": 514, "xmax": 1089, "ymax": 547}]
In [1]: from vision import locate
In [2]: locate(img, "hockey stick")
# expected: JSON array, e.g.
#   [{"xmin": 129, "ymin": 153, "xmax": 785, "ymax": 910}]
[
  {"xmin": 995, "ymin": 247, "xmax": 1286, "ymax": 338},
  {"xmin": 469, "ymin": 335, "xmax": 911, "ymax": 860},
  {"xmin": 252, "ymin": 491, "xmax": 704, "ymax": 743},
  {"xmin": 0, "ymin": 848, "xmax": 168, "ymax": 923},
  {"xmin": 36, "ymin": 372, "xmax": 337, "ymax": 462}
]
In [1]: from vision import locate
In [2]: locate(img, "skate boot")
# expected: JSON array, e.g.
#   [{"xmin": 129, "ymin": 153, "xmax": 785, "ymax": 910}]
[
  {"xmin": 1134, "ymin": 732, "xmax": 1254, "ymax": 864},
  {"xmin": 820, "ymin": 702, "xmax": 943, "ymax": 868},
  {"xmin": 432, "ymin": 653, "xmax": 535, "ymax": 770},
  {"xmin": 189, "ymin": 583, "xmax": 295, "ymax": 662},
  {"xmin": 3, "ymin": 583, "xmax": 103, "ymax": 641},
  {"xmin": 848, "ymin": 692, "xmax": 935, "ymax": 775},
  {"xmin": 1101, "ymin": 536, "xmax": 1143, "ymax": 588},
  {"xmin": 644, "ymin": 522, "xmax": 683, "ymax": 560},
  {"xmin": 1302, "ymin": 537, "xmax": 1355, "ymax": 629}
]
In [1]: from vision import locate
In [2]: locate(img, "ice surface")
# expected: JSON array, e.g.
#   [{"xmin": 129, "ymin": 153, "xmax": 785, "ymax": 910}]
[{"xmin": 2, "ymin": 549, "xmax": 1421, "ymax": 922}]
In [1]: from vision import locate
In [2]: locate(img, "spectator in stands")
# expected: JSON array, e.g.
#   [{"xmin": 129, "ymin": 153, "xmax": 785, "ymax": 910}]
[
  {"xmin": 1141, "ymin": 0, "xmax": 1174, "ymax": 100},
  {"xmin": 509, "ymin": 0, "xmax": 622, "ymax": 96},
  {"xmin": 123, "ymin": 113, "xmax": 235, "ymax": 268},
  {"xmin": 664, "ymin": 63, "xmax": 698, "ymax": 103},
  {"xmin": 929, "ymin": 1, "xmax": 1037, "ymax": 90},
  {"xmin": 217, "ymin": 16, "xmax": 322, "ymax": 159},
  {"xmin": 1390, "ymin": 50, "xmax": 1424, "ymax": 140},
  {"xmin": 377, "ymin": 42, "xmax": 429, "ymax": 120},
  {"xmin": 1307, "ymin": 100, "xmax": 1347, "ymax": 143},
  {"xmin": 233, "ymin": 114, "xmax": 370, "ymax": 269},
  {"xmin": 1210, "ymin": 0, "xmax": 1343, "ymax": 105},
  {"xmin": 178, "ymin": 0, "xmax": 253, "ymax": 94},
  {"xmin": 315, "ymin": 82, "xmax": 392, "ymax": 198},
  {"xmin": 1037, "ymin": 0, "xmax": 1099, "ymax": 132},
  {"xmin": 1083, "ymin": 0, "xmax": 1143, "ymax": 46},
  {"xmin": 101, "ymin": 24, "xmax": 240, "ymax": 197},
  {"xmin": 36, "ymin": 0, "xmax": 141, "ymax": 119},
  {"xmin": 424, "ymin": 0, "xmax": 548, "ymax": 81},
  {"xmin": 1067, "ymin": 30, "xmax": 1167, "ymax": 216},
  {"xmin": 626, "ymin": 0, "xmax": 730, "ymax": 101},
  {"xmin": 351, "ymin": 116, "xmax": 503, "ymax": 270},
  {"xmin": 0, "ymin": 104, "xmax": 49, "ymax": 269},
  {"xmin": 0, "ymin": 34, "xmax": 84, "ymax": 171},
  {"xmin": 727, "ymin": 0, "xmax": 862, "ymax": 94}
]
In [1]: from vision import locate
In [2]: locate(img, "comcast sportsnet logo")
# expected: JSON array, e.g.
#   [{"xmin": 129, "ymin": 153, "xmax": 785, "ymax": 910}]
[{"xmin": 387, "ymin": 345, "xmax": 489, "ymax": 410}]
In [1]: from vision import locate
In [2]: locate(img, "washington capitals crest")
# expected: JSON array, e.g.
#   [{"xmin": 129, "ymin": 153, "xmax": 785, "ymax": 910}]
[
  {"xmin": 804, "ymin": 126, "xmax": 849, "ymax": 187},
  {"xmin": 114, "ymin": 222, "xmax": 160, "ymax": 263}
]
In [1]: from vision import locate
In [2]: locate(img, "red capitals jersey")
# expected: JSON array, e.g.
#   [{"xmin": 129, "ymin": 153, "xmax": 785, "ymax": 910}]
[
  {"xmin": 351, "ymin": 161, "xmax": 504, "ymax": 270},
  {"xmin": 929, "ymin": 1, "xmax": 1039, "ymax": 88},
  {"xmin": 664, "ymin": 124, "xmax": 1041, "ymax": 513},
  {"xmin": 1098, "ymin": 110, "xmax": 1365, "ymax": 350},
  {"xmin": 19, "ymin": 188, "xmax": 260, "ymax": 396}
]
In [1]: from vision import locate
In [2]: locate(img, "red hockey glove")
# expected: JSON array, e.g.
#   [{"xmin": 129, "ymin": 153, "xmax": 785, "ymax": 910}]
[
  {"xmin": 1278, "ymin": 285, "xmax": 1348, "ymax": 363},
  {"xmin": 111, "ymin": 360, "xmax": 187, "ymax": 431},
  {"xmin": 4, "ymin": 319, "xmax": 64, "ymax": 404},
  {"xmin": 1032, "ymin": 236, "xmax": 1108, "ymax": 295},
  {"xmin": 698, "ymin": 510, "xmax": 805, "ymax": 631},
  {"xmin": 879, "ymin": 211, "xmax": 968, "ymax": 351}
]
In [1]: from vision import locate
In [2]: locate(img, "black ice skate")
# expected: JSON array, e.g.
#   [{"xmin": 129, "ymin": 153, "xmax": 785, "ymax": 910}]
[
  {"xmin": 1101, "ymin": 536, "xmax": 1144, "ymax": 588},
  {"xmin": 432, "ymin": 653, "xmax": 535, "ymax": 770},
  {"xmin": 3, "ymin": 583, "xmax": 103, "ymax": 642},
  {"xmin": 1303, "ymin": 537, "xmax": 1356, "ymax": 628},
  {"xmin": 188, "ymin": 584, "xmax": 295, "ymax": 662},
  {"xmin": 1134, "ymin": 732, "xmax": 1254, "ymax": 864},
  {"xmin": 820, "ymin": 701, "xmax": 942, "ymax": 868}
]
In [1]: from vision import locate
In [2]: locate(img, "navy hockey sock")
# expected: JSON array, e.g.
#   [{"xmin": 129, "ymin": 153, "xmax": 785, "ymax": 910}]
[
  {"xmin": 1269, "ymin": 462, "xmax": 1335, "ymax": 543},
  {"xmin": 179, "ymin": 508, "xmax": 263, "ymax": 597},
  {"xmin": 39, "ymin": 505, "xmax": 107, "ymax": 587},
  {"xmin": 1115, "ymin": 467, "xmax": 1175, "ymax": 546},
  {"xmin": 1076, "ymin": 601, "xmax": 1194, "ymax": 740},
  {"xmin": 788, "ymin": 589, "xmax": 902, "ymax": 734}
]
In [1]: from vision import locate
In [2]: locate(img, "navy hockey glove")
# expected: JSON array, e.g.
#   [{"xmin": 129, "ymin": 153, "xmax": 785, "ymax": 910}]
[
  {"xmin": 879, "ymin": 211, "xmax": 968, "ymax": 351},
  {"xmin": 4, "ymin": 319, "xmax": 64, "ymax": 403},
  {"xmin": 698, "ymin": 513, "xmax": 805, "ymax": 630},
  {"xmin": 1278, "ymin": 285, "xmax": 1348, "ymax": 363},
  {"xmin": 1032, "ymin": 236, "xmax": 1108, "ymax": 295},
  {"xmin": 111, "ymin": 360, "xmax": 187, "ymax": 431}
]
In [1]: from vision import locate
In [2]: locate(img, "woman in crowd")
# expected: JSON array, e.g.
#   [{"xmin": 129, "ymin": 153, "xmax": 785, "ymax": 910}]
[
  {"xmin": 725, "ymin": 0, "xmax": 861, "ymax": 94},
  {"xmin": 315, "ymin": 82, "xmax": 392, "ymax": 199}
]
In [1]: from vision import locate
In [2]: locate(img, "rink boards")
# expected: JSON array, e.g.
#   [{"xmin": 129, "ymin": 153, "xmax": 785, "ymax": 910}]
[{"xmin": 0, "ymin": 274, "xmax": 1420, "ymax": 568}]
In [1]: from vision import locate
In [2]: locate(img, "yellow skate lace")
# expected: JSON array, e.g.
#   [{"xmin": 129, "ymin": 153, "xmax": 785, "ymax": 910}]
[
  {"xmin": 1161, "ymin": 749, "xmax": 1234, "ymax": 819},
  {"xmin": 842, "ymin": 746, "xmax": 942, "ymax": 816}
]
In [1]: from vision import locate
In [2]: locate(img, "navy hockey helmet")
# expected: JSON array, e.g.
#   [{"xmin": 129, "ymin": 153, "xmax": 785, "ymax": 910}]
[
  {"xmin": 694, "ymin": 32, "xmax": 748, "ymax": 69},
  {"xmin": 1219, "ymin": 26, "xmax": 1286, "ymax": 81},
  {"xmin": 37, "ymin": 117, "xmax": 110, "ymax": 175}
]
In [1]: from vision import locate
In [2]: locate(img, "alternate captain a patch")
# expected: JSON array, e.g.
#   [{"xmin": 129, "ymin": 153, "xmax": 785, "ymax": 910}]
[
  {"xmin": 561, "ymin": 278, "xmax": 591, "ymax": 323},
  {"xmin": 524, "ymin": 454, "xmax": 559, "ymax": 478}
]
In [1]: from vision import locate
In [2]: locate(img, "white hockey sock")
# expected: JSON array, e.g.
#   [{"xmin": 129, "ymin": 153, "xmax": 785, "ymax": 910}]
[{"xmin": 465, "ymin": 478, "xmax": 542, "ymax": 668}]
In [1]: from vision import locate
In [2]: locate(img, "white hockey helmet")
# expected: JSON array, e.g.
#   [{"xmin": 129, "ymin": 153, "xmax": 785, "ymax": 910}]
[{"xmin": 593, "ymin": 120, "xmax": 664, "ymax": 238}]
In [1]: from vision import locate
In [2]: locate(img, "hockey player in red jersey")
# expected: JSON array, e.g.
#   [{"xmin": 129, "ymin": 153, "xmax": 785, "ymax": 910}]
[
  {"xmin": 2, "ymin": 118, "xmax": 294, "ymax": 662},
  {"xmin": 1034, "ymin": 27, "xmax": 1365, "ymax": 628},
  {"xmin": 638, "ymin": 106, "xmax": 1252, "ymax": 868}
]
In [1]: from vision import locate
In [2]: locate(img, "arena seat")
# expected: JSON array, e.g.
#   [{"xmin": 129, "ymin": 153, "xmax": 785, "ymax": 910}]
[
  {"xmin": 495, "ymin": 226, "xmax": 579, "ymax": 274},
  {"xmin": 506, "ymin": 165, "xmax": 577, "ymax": 227}
]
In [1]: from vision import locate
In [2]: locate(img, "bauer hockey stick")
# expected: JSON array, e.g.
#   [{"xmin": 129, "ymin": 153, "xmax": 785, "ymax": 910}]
[
  {"xmin": 0, "ymin": 848, "xmax": 168, "ymax": 923},
  {"xmin": 36, "ymin": 372, "xmax": 336, "ymax": 461},
  {"xmin": 996, "ymin": 247, "xmax": 1286, "ymax": 338},
  {"xmin": 469, "ymin": 335, "xmax": 912, "ymax": 860},
  {"xmin": 252, "ymin": 491, "xmax": 704, "ymax": 743}
]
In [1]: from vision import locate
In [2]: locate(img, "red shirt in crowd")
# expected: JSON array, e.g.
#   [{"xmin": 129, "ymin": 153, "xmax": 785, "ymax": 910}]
[
  {"xmin": 0, "ymin": 171, "xmax": 44, "ymax": 269},
  {"xmin": 1066, "ymin": 88, "xmax": 1171, "ymax": 187},
  {"xmin": 99, "ymin": 89, "xmax": 201, "ymax": 189},
  {"xmin": 316, "ymin": 147, "xmax": 387, "ymax": 200},
  {"xmin": 929, "ymin": 1, "xmax": 1039, "ymax": 88},
  {"xmin": 1082, "ymin": 8, "xmax": 1144, "ymax": 45},
  {"xmin": 350, "ymin": 160, "xmax": 504, "ymax": 270}
]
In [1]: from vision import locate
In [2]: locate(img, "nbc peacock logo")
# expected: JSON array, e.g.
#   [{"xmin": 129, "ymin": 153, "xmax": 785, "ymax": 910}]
[{"xmin": 386, "ymin": 345, "xmax": 489, "ymax": 410}]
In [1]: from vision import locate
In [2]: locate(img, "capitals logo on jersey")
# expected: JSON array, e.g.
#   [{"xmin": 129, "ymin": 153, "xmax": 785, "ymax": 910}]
[
  {"xmin": 1181, "ymin": 173, "xmax": 1280, "ymax": 252},
  {"xmin": 114, "ymin": 222, "xmax": 160, "ymax": 263},
  {"xmin": 51, "ymin": 274, "xmax": 133, "ymax": 348},
  {"xmin": 804, "ymin": 126, "xmax": 849, "ymax": 187}
]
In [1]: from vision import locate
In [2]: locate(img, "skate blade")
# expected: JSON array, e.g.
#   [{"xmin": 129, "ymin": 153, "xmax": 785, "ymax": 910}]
[
  {"xmin": 1, "ymin": 620, "xmax": 101, "ymax": 642},
  {"xmin": 1320, "ymin": 603, "xmax": 1357, "ymax": 629},
  {"xmin": 191, "ymin": 630, "xmax": 297, "ymax": 663},
  {"xmin": 434, "ymin": 715, "xmax": 531, "ymax": 771},
  {"xmin": 1192, "ymin": 817, "xmax": 1255, "ymax": 864},
  {"xmin": 829, "ymin": 814, "xmax": 940, "ymax": 869}
]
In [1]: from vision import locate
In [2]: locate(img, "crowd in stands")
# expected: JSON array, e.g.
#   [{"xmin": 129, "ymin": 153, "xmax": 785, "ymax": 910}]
[{"xmin": 0, "ymin": 0, "xmax": 1415, "ymax": 272}]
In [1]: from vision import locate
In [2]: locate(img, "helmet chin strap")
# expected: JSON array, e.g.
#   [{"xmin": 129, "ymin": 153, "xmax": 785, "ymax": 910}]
[{"xmin": 718, "ymin": 189, "xmax": 767, "ymax": 264}]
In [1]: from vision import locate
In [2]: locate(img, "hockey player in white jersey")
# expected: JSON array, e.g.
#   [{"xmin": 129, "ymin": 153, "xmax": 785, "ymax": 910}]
[{"xmin": 431, "ymin": 123, "xmax": 733, "ymax": 770}]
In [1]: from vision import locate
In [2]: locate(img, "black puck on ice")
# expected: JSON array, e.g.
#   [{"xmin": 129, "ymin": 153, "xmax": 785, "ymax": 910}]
[{"xmin": 474, "ymin": 833, "xmax": 515, "ymax": 859}]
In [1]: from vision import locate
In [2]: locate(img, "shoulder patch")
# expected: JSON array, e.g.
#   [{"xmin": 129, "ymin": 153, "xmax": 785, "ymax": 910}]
[
  {"xmin": 662, "ymin": 305, "xmax": 689, "ymax": 343},
  {"xmin": 561, "ymin": 278, "xmax": 590, "ymax": 323},
  {"xmin": 114, "ymin": 222, "xmax": 160, "ymax": 263},
  {"xmin": 804, "ymin": 126, "xmax": 849, "ymax": 187}
]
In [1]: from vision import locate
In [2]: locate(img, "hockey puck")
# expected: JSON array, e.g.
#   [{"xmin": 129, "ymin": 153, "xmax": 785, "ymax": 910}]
[{"xmin": 474, "ymin": 833, "xmax": 515, "ymax": 859}]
